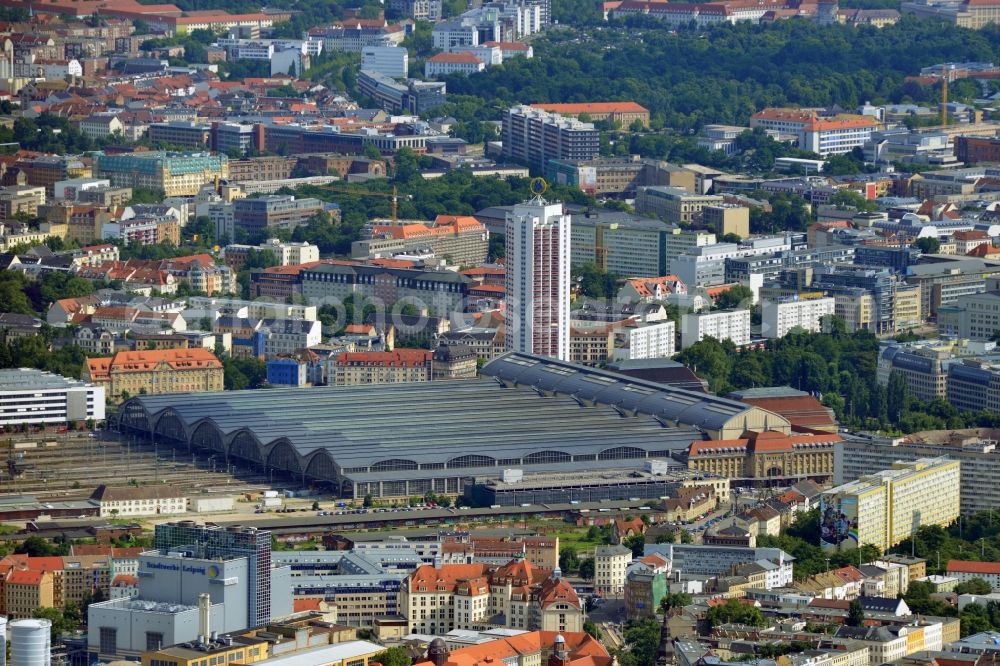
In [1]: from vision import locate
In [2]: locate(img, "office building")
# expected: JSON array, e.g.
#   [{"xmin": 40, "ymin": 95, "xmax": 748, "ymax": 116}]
[
  {"xmin": 361, "ymin": 45, "xmax": 408, "ymax": 78},
  {"xmin": 836, "ymin": 433, "xmax": 1000, "ymax": 516},
  {"xmin": 94, "ymin": 152, "xmax": 228, "ymax": 197},
  {"xmin": 147, "ymin": 122, "xmax": 211, "ymax": 149},
  {"xmin": 0, "ymin": 368, "xmax": 105, "ymax": 427},
  {"xmin": 902, "ymin": 0, "xmax": 1000, "ymax": 30},
  {"xmin": 232, "ymin": 195, "xmax": 324, "ymax": 237},
  {"xmin": 680, "ymin": 309, "xmax": 750, "ymax": 349},
  {"xmin": 505, "ymin": 198, "xmax": 571, "ymax": 360},
  {"xmin": 593, "ymin": 545, "xmax": 632, "ymax": 596},
  {"xmin": 570, "ymin": 212, "xmax": 679, "ymax": 277},
  {"xmin": 88, "ymin": 522, "xmax": 293, "ymax": 660},
  {"xmin": 937, "ymin": 291, "xmax": 1000, "ymax": 340},
  {"xmin": 686, "ymin": 430, "xmax": 840, "ymax": 483},
  {"xmin": 635, "ymin": 186, "xmax": 724, "ymax": 225},
  {"xmin": 821, "ymin": 457, "xmax": 960, "ymax": 552},
  {"xmin": 223, "ymin": 239, "xmax": 320, "ymax": 270},
  {"xmin": 355, "ymin": 71, "xmax": 446, "ymax": 115},
  {"xmin": 547, "ymin": 158, "xmax": 695, "ymax": 197},
  {"xmin": 904, "ymin": 258, "xmax": 993, "ymax": 319},
  {"xmin": 332, "ymin": 350, "xmax": 433, "ymax": 385},
  {"xmin": 300, "ymin": 262, "xmax": 470, "ymax": 317},
  {"xmin": 83, "ymin": 348, "xmax": 224, "ymax": 402},
  {"xmin": 388, "ymin": 0, "xmax": 442, "ymax": 20},
  {"xmin": 529, "ymin": 102, "xmax": 650, "ymax": 128},
  {"xmin": 750, "ymin": 109, "xmax": 878, "ymax": 156},
  {"xmin": 702, "ymin": 205, "xmax": 750, "ymax": 238},
  {"xmin": 642, "ymin": 544, "xmax": 795, "ymax": 588},
  {"xmin": 502, "ymin": 105, "xmax": 599, "ymax": 171},
  {"xmin": 812, "ymin": 265, "xmax": 900, "ymax": 334},
  {"xmin": 352, "ymin": 215, "xmax": 488, "ymax": 265},
  {"xmin": 761, "ymin": 297, "xmax": 836, "ymax": 338}
]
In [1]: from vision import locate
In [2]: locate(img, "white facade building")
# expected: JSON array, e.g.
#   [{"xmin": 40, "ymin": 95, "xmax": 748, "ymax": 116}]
[
  {"xmin": 761, "ymin": 297, "xmax": 836, "ymax": 338},
  {"xmin": 361, "ymin": 46, "xmax": 409, "ymax": 78},
  {"xmin": 424, "ymin": 52, "xmax": 485, "ymax": 78},
  {"xmin": 614, "ymin": 320, "xmax": 676, "ymax": 360},
  {"xmin": 505, "ymin": 198, "xmax": 571, "ymax": 361},
  {"xmin": 681, "ymin": 309, "xmax": 751, "ymax": 349},
  {"xmin": 0, "ymin": 368, "xmax": 105, "ymax": 427}
]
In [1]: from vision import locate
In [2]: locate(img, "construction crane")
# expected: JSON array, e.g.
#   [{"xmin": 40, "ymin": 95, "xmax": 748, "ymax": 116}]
[{"xmin": 320, "ymin": 184, "xmax": 410, "ymax": 224}]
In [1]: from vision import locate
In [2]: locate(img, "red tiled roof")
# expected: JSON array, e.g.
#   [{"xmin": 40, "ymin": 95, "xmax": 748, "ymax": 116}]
[
  {"xmin": 531, "ymin": 101, "xmax": 648, "ymax": 115},
  {"xmin": 947, "ymin": 560, "xmax": 1000, "ymax": 575}
]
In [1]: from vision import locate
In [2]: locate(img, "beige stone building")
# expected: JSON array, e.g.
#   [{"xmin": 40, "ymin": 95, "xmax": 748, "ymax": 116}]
[
  {"xmin": 401, "ymin": 559, "xmax": 583, "ymax": 636},
  {"xmin": 686, "ymin": 431, "xmax": 840, "ymax": 482},
  {"xmin": 83, "ymin": 348, "xmax": 224, "ymax": 402}
]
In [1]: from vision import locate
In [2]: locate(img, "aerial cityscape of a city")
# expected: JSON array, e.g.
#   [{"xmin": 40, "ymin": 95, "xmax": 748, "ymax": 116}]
[{"xmin": 7, "ymin": 0, "xmax": 1000, "ymax": 665}]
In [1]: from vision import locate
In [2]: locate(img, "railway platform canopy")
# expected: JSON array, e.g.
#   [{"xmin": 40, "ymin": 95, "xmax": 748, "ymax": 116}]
[{"xmin": 118, "ymin": 352, "xmax": 788, "ymax": 499}]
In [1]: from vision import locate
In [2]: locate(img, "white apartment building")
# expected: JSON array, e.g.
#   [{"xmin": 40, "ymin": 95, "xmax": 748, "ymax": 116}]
[
  {"xmin": 361, "ymin": 46, "xmax": 409, "ymax": 78},
  {"xmin": 0, "ymin": 368, "xmax": 105, "ymax": 427},
  {"xmin": 505, "ymin": 198, "xmax": 571, "ymax": 361},
  {"xmin": 681, "ymin": 309, "xmax": 751, "ymax": 349},
  {"xmin": 594, "ymin": 545, "xmax": 632, "ymax": 596},
  {"xmin": 614, "ymin": 320, "xmax": 675, "ymax": 360},
  {"xmin": 761, "ymin": 296, "xmax": 836, "ymax": 338},
  {"xmin": 226, "ymin": 238, "xmax": 320, "ymax": 266},
  {"xmin": 260, "ymin": 319, "xmax": 322, "ymax": 356},
  {"xmin": 671, "ymin": 236, "xmax": 792, "ymax": 288},
  {"xmin": 185, "ymin": 297, "xmax": 317, "ymax": 323}
]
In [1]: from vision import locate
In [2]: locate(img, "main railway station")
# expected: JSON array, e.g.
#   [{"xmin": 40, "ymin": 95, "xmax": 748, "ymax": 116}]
[{"xmin": 117, "ymin": 352, "xmax": 789, "ymax": 500}]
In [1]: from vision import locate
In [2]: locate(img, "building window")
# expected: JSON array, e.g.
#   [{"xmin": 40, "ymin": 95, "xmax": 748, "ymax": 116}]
[
  {"xmin": 146, "ymin": 632, "xmax": 164, "ymax": 651},
  {"xmin": 100, "ymin": 627, "xmax": 117, "ymax": 655}
]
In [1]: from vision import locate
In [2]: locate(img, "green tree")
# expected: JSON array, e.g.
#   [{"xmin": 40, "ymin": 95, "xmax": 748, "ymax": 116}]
[
  {"xmin": 706, "ymin": 598, "xmax": 765, "ymax": 628},
  {"xmin": 713, "ymin": 285, "xmax": 753, "ymax": 310},
  {"xmin": 33, "ymin": 607, "xmax": 77, "ymax": 639},
  {"xmin": 846, "ymin": 599, "xmax": 865, "ymax": 627},
  {"xmin": 956, "ymin": 578, "xmax": 994, "ymax": 595},
  {"xmin": 578, "ymin": 558, "xmax": 595, "ymax": 580},
  {"xmin": 583, "ymin": 619, "xmax": 601, "ymax": 639},
  {"xmin": 623, "ymin": 533, "xmax": 646, "ymax": 558},
  {"xmin": 913, "ymin": 237, "xmax": 942, "ymax": 255},
  {"xmin": 559, "ymin": 548, "xmax": 580, "ymax": 574},
  {"xmin": 660, "ymin": 592, "xmax": 692, "ymax": 613},
  {"xmin": 373, "ymin": 647, "xmax": 411, "ymax": 666}
]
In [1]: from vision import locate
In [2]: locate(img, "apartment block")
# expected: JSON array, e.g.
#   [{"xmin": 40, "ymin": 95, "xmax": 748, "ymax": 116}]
[
  {"xmin": 502, "ymin": 105, "xmax": 599, "ymax": 171},
  {"xmin": 681, "ymin": 309, "xmax": 750, "ymax": 348},
  {"xmin": 821, "ymin": 457, "xmax": 960, "ymax": 552},
  {"xmin": 761, "ymin": 297, "xmax": 836, "ymax": 338},
  {"xmin": 594, "ymin": 545, "xmax": 632, "ymax": 596},
  {"xmin": 837, "ymin": 435, "xmax": 1000, "ymax": 516},
  {"xmin": 333, "ymin": 349, "xmax": 433, "ymax": 385}
]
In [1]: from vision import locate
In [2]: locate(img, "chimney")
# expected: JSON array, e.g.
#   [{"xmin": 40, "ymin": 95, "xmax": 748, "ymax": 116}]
[{"xmin": 198, "ymin": 593, "xmax": 211, "ymax": 643}]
